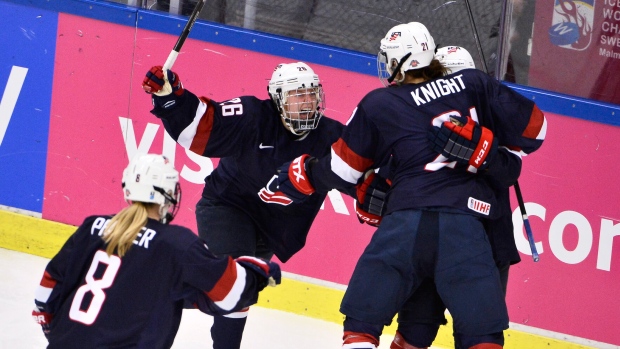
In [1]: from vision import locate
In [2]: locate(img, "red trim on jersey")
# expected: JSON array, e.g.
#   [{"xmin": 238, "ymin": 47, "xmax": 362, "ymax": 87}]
[
  {"xmin": 190, "ymin": 97, "xmax": 215, "ymax": 155},
  {"xmin": 236, "ymin": 256, "xmax": 269, "ymax": 274},
  {"xmin": 522, "ymin": 104, "xmax": 545, "ymax": 139},
  {"xmin": 206, "ymin": 257, "xmax": 238, "ymax": 302},
  {"xmin": 332, "ymin": 138, "xmax": 373, "ymax": 173},
  {"xmin": 40, "ymin": 271, "xmax": 57, "ymax": 288}
]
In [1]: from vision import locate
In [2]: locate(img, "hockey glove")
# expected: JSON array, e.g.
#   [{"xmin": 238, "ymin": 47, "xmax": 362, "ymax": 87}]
[
  {"xmin": 276, "ymin": 154, "xmax": 316, "ymax": 203},
  {"xmin": 32, "ymin": 305, "xmax": 52, "ymax": 337},
  {"xmin": 236, "ymin": 256, "xmax": 282, "ymax": 290},
  {"xmin": 142, "ymin": 66, "xmax": 185, "ymax": 109},
  {"xmin": 355, "ymin": 170, "xmax": 390, "ymax": 227},
  {"xmin": 428, "ymin": 116, "xmax": 498, "ymax": 172}
]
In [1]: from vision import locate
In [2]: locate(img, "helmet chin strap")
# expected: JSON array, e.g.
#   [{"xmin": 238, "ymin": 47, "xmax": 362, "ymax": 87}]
[{"xmin": 387, "ymin": 52, "xmax": 412, "ymax": 84}]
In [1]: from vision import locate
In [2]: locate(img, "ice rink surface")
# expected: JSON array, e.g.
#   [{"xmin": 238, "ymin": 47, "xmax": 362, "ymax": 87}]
[{"xmin": 0, "ymin": 248, "xmax": 428, "ymax": 349}]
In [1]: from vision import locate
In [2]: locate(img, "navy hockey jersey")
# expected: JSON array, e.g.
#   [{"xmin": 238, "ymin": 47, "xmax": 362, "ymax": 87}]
[
  {"xmin": 35, "ymin": 215, "xmax": 266, "ymax": 349},
  {"xmin": 151, "ymin": 91, "xmax": 343, "ymax": 261},
  {"xmin": 310, "ymin": 69, "xmax": 546, "ymax": 219}
]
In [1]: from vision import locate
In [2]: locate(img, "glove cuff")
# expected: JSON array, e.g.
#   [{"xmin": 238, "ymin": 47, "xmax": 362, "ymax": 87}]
[
  {"xmin": 288, "ymin": 154, "xmax": 316, "ymax": 195},
  {"xmin": 469, "ymin": 126, "xmax": 496, "ymax": 170},
  {"xmin": 152, "ymin": 91, "xmax": 184, "ymax": 110}
]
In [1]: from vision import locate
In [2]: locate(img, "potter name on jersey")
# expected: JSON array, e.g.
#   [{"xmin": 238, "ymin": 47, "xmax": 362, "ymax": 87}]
[
  {"xmin": 411, "ymin": 74, "xmax": 466, "ymax": 106},
  {"xmin": 90, "ymin": 217, "xmax": 157, "ymax": 249}
]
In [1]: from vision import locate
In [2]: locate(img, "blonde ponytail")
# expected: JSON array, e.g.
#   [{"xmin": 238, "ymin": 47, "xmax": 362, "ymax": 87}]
[{"xmin": 102, "ymin": 202, "xmax": 149, "ymax": 257}]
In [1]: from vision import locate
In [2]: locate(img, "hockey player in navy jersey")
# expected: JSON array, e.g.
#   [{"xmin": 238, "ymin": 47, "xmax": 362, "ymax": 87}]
[
  {"xmin": 267, "ymin": 23, "xmax": 546, "ymax": 349},
  {"xmin": 32, "ymin": 154, "xmax": 281, "ymax": 349},
  {"xmin": 142, "ymin": 62, "xmax": 348, "ymax": 349},
  {"xmin": 386, "ymin": 46, "xmax": 528, "ymax": 349}
]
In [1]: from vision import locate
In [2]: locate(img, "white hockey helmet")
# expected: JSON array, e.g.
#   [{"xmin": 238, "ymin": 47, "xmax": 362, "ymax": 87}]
[
  {"xmin": 122, "ymin": 153, "xmax": 181, "ymax": 224},
  {"xmin": 435, "ymin": 46, "xmax": 475, "ymax": 73},
  {"xmin": 268, "ymin": 62, "xmax": 325, "ymax": 136},
  {"xmin": 378, "ymin": 22, "xmax": 436, "ymax": 86}
]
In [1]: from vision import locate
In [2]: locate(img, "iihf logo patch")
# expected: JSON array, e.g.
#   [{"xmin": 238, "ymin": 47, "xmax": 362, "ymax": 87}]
[
  {"xmin": 389, "ymin": 32, "xmax": 401, "ymax": 41},
  {"xmin": 447, "ymin": 46, "xmax": 458, "ymax": 53},
  {"xmin": 548, "ymin": 0, "xmax": 595, "ymax": 50},
  {"xmin": 467, "ymin": 197, "xmax": 491, "ymax": 216}
]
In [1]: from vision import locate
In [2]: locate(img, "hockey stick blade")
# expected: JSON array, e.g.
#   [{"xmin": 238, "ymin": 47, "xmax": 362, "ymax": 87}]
[
  {"xmin": 514, "ymin": 181, "xmax": 539, "ymax": 262},
  {"xmin": 163, "ymin": 0, "xmax": 207, "ymax": 71}
]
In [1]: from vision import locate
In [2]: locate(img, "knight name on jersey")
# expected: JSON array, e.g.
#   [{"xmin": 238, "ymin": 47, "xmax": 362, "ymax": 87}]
[
  {"xmin": 411, "ymin": 74, "xmax": 465, "ymax": 106},
  {"xmin": 90, "ymin": 217, "xmax": 157, "ymax": 249}
]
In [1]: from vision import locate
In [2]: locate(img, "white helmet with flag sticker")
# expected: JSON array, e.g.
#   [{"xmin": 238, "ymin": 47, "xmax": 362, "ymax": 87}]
[
  {"xmin": 378, "ymin": 22, "xmax": 436, "ymax": 86},
  {"xmin": 268, "ymin": 62, "xmax": 325, "ymax": 136},
  {"xmin": 122, "ymin": 153, "xmax": 181, "ymax": 224},
  {"xmin": 436, "ymin": 46, "xmax": 475, "ymax": 74}
]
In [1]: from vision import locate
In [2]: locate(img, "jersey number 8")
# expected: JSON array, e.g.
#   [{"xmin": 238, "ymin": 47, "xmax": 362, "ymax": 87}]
[{"xmin": 69, "ymin": 250, "xmax": 121, "ymax": 325}]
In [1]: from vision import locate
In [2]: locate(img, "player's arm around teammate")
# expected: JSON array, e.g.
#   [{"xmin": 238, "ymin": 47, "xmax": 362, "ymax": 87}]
[{"xmin": 265, "ymin": 22, "xmax": 546, "ymax": 349}]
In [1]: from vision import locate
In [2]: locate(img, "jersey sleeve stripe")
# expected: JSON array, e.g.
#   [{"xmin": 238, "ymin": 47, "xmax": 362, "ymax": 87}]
[
  {"xmin": 211, "ymin": 263, "xmax": 247, "ymax": 311},
  {"xmin": 501, "ymin": 146, "xmax": 523, "ymax": 159},
  {"xmin": 332, "ymin": 138, "xmax": 374, "ymax": 172},
  {"xmin": 34, "ymin": 271, "xmax": 56, "ymax": 303},
  {"xmin": 177, "ymin": 97, "xmax": 214, "ymax": 155},
  {"xmin": 331, "ymin": 148, "xmax": 364, "ymax": 184},
  {"xmin": 206, "ymin": 257, "xmax": 247, "ymax": 311},
  {"xmin": 522, "ymin": 105, "xmax": 546, "ymax": 140},
  {"xmin": 223, "ymin": 307, "xmax": 249, "ymax": 319},
  {"xmin": 40, "ymin": 271, "xmax": 57, "ymax": 288},
  {"xmin": 330, "ymin": 138, "xmax": 372, "ymax": 184}
]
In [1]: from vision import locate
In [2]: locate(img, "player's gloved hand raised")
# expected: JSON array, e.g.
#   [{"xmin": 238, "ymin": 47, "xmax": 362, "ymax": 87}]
[
  {"xmin": 428, "ymin": 116, "xmax": 498, "ymax": 172},
  {"xmin": 355, "ymin": 170, "xmax": 390, "ymax": 227},
  {"xmin": 32, "ymin": 306, "xmax": 52, "ymax": 338},
  {"xmin": 142, "ymin": 66, "xmax": 184, "ymax": 96},
  {"xmin": 235, "ymin": 256, "xmax": 282, "ymax": 290},
  {"xmin": 275, "ymin": 154, "xmax": 316, "ymax": 204}
]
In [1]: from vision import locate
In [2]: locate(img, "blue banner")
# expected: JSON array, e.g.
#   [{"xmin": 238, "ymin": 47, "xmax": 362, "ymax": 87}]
[{"xmin": 0, "ymin": 1, "xmax": 57, "ymax": 212}]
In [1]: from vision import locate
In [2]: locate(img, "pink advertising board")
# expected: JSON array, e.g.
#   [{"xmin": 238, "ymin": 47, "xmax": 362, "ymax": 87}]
[{"xmin": 42, "ymin": 14, "xmax": 620, "ymax": 346}]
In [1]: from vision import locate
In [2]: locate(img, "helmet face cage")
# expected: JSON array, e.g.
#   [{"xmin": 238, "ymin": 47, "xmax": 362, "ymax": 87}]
[
  {"xmin": 278, "ymin": 86, "xmax": 325, "ymax": 135},
  {"xmin": 435, "ymin": 46, "xmax": 476, "ymax": 74},
  {"xmin": 122, "ymin": 154, "xmax": 181, "ymax": 224},
  {"xmin": 268, "ymin": 62, "xmax": 325, "ymax": 135},
  {"xmin": 377, "ymin": 22, "xmax": 436, "ymax": 87}
]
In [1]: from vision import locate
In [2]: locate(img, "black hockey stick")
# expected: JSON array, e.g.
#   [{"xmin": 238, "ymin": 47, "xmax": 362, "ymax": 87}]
[
  {"xmin": 514, "ymin": 181, "xmax": 539, "ymax": 262},
  {"xmin": 162, "ymin": 0, "xmax": 206, "ymax": 70},
  {"xmin": 462, "ymin": 0, "xmax": 539, "ymax": 262}
]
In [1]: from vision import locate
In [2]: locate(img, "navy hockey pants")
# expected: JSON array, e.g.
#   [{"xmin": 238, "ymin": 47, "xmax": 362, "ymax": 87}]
[{"xmin": 341, "ymin": 209, "xmax": 508, "ymax": 342}]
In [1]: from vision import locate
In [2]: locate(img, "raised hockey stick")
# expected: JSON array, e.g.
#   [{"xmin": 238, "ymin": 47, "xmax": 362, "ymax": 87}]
[
  {"xmin": 514, "ymin": 181, "xmax": 539, "ymax": 262},
  {"xmin": 162, "ymin": 0, "xmax": 207, "ymax": 70}
]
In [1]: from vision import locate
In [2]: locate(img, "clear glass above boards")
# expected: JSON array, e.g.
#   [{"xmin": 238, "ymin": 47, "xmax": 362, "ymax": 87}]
[{"xmin": 110, "ymin": 0, "xmax": 620, "ymax": 107}]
